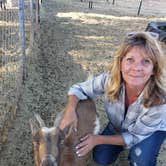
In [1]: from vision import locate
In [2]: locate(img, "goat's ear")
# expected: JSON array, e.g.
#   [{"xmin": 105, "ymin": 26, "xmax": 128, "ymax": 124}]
[
  {"xmin": 29, "ymin": 114, "xmax": 46, "ymax": 136},
  {"xmin": 59, "ymin": 122, "xmax": 74, "ymax": 140}
]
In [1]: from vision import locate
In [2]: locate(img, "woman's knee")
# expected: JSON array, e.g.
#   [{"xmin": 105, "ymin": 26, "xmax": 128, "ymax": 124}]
[
  {"xmin": 129, "ymin": 131, "xmax": 166, "ymax": 166},
  {"xmin": 93, "ymin": 145, "xmax": 116, "ymax": 165},
  {"xmin": 93, "ymin": 144, "xmax": 123, "ymax": 165},
  {"xmin": 129, "ymin": 146, "xmax": 156, "ymax": 166},
  {"xmin": 93, "ymin": 123, "xmax": 123, "ymax": 165}
]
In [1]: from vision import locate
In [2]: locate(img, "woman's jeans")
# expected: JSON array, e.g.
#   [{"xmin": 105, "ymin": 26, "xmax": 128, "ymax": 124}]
[{"xmin": 93, "ymin": 124, "xmax": 166, "ymax": 166}]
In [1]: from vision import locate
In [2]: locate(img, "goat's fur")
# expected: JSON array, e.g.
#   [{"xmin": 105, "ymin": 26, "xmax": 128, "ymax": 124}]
[{"xmin": 30, "ymin": 99, "xmax": 100, "ymax": 166}]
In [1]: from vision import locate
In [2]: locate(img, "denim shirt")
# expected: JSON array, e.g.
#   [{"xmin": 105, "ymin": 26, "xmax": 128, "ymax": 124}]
[{"xmin": 68, "ymin": 72, "xmax": 166, "ymax": 149}]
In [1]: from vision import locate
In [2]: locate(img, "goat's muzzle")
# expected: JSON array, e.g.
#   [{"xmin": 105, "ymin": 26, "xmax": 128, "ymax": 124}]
[{"xmin": 41, "ymin": 155, "xmax": 57, "ymax": 166}]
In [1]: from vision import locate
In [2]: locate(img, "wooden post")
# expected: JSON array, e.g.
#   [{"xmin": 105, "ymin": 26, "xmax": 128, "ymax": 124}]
[
  {"xmin": 89, "ymin": 1, "xmax": 93, "ymax": 9},
  {"xmin": 35, "ymin": 0, "xmax": 40, "ymax": 23},
  {"xmin": 112, "ymin": 0, "xmax": 115, "ymax": 5},
  {"xmin": 137, "ymin": 0, "xmax": 143, "ymax": 16}
]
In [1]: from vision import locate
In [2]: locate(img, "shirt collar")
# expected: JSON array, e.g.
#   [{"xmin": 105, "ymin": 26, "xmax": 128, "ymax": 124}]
[{"xmin": 120, "ymin": 83, "xmax": 144, "ymax": 106}]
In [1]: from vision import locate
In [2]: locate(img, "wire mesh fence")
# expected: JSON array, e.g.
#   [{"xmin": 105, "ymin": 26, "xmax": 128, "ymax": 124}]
[{"xmin": 0, "ymin": 0, "xmax": 41, "ymax": 148}]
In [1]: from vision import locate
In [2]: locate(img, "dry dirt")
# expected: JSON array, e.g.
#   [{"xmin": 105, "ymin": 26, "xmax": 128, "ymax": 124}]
[{"xmin": 1, "ymin": 0, "xmax": 166, "ymax": 165}]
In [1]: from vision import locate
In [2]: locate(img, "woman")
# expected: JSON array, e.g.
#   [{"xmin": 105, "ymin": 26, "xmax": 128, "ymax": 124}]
[{"xmin": 59, "ymin": 32, "xmax": 166, "ymax": 166}]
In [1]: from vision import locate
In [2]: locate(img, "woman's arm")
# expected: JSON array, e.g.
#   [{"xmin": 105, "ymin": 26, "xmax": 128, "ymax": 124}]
[
  {"xmin": 59, "ymin": 95, "xmax": 79, "ymax": 130},
  {"xmin": 96, "ymin": 134, "xmax": 126, "ymax": 146},
  {"xmin": 68, "ymin": 72, "xmax": 108, "ymax": 100},
  {"xmin": 60, "ymin": 73, "xmax": 108, "ymax": 130},
  {"xmin": 122, "ymin": 104, "xmax": 166, "ymax": 149},
  {"xmin": 75, "ymin": 134, "xmax": 126, "ymax": 157}
]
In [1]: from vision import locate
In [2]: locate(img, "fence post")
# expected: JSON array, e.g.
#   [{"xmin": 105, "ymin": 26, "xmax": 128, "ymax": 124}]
[
  {"xmin": 19, "ymin": 0, "xmax": 27, "ymax": 83},
  {"xmin": 137, "ymin": 0, "xmax": 143, "ymax": 16},
  {"xmin": 35, "ymin": 0, "xmax": 40, "ymax": 23},
  {"xmin": 89, "ymin": 1, "xmax": 93, "ymax": 9},
  {"xmin": 112, "ymin": 0, "xmax": 115, "ymax": 5}
]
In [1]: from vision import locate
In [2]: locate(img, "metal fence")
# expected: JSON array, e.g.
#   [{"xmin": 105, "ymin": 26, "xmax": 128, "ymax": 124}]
[{"xmin": 0, "ymin": 0, "xmax": 41, "ymax": 148}]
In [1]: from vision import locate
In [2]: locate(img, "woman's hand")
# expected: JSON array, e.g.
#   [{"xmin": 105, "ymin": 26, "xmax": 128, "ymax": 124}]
[
  {"xmin": 75, "ymin": 134, "xmax": 98, "ymax": 157},
  {"xmin": 59, "ymin": 95, "xmax": 79, "ymax": 131},
  {"xmin": 59, "ymin": 106, "xmax": 78, "ymax": 131}
]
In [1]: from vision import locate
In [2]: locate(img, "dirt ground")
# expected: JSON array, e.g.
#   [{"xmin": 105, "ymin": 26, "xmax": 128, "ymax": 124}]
[{"xmin": 1, "ymin": 0, "xmax": 166, "ymax": 165}]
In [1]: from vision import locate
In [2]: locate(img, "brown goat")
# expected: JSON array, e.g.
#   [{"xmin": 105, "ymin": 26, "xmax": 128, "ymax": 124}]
[{"xmin": 30, "ymin": 99, "xmax": 100, "ymax": 166}]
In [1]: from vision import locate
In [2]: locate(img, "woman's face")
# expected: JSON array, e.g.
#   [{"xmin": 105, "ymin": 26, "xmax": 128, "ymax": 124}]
[{"xmin": 121, "ymin": 46, "xmax": 154, "ymax": 89}]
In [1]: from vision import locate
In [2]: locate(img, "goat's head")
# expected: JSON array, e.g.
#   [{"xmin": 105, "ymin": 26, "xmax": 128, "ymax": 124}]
[
  {"xmin": 30, "ymin": 113, "xmax": 74, "ymax": 166},
  {"xmin": 30, "ymin": 114, "xmax": 61, "ymax": 166}
]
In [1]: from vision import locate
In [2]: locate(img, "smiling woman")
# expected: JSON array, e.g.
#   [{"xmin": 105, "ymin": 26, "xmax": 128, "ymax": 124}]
[
  {"xmin": 60, "ymin": 31, "xmax": 166, "ymax": 166},
  {"xmin": 121, "ymin": 46, "xmax": 154, "ymax": 106},
  {"xmin": 107, "ymin": 32, "xmax": 166, "ymax": 107}
]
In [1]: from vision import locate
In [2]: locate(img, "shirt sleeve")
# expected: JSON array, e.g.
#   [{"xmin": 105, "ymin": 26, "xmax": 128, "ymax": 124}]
[
  {"xmin": 68, "ymin": 72, "xmax": 109, "ymax": 100},
  {"xmin": 122, "ymin": 105, "xmax": 166, "ymax": 149}
]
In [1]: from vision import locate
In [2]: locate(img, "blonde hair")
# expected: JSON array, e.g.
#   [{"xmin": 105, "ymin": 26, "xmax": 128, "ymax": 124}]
[{"xmin": 106, "ymin": 32, "xmax": 166, "ymax": 107}]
